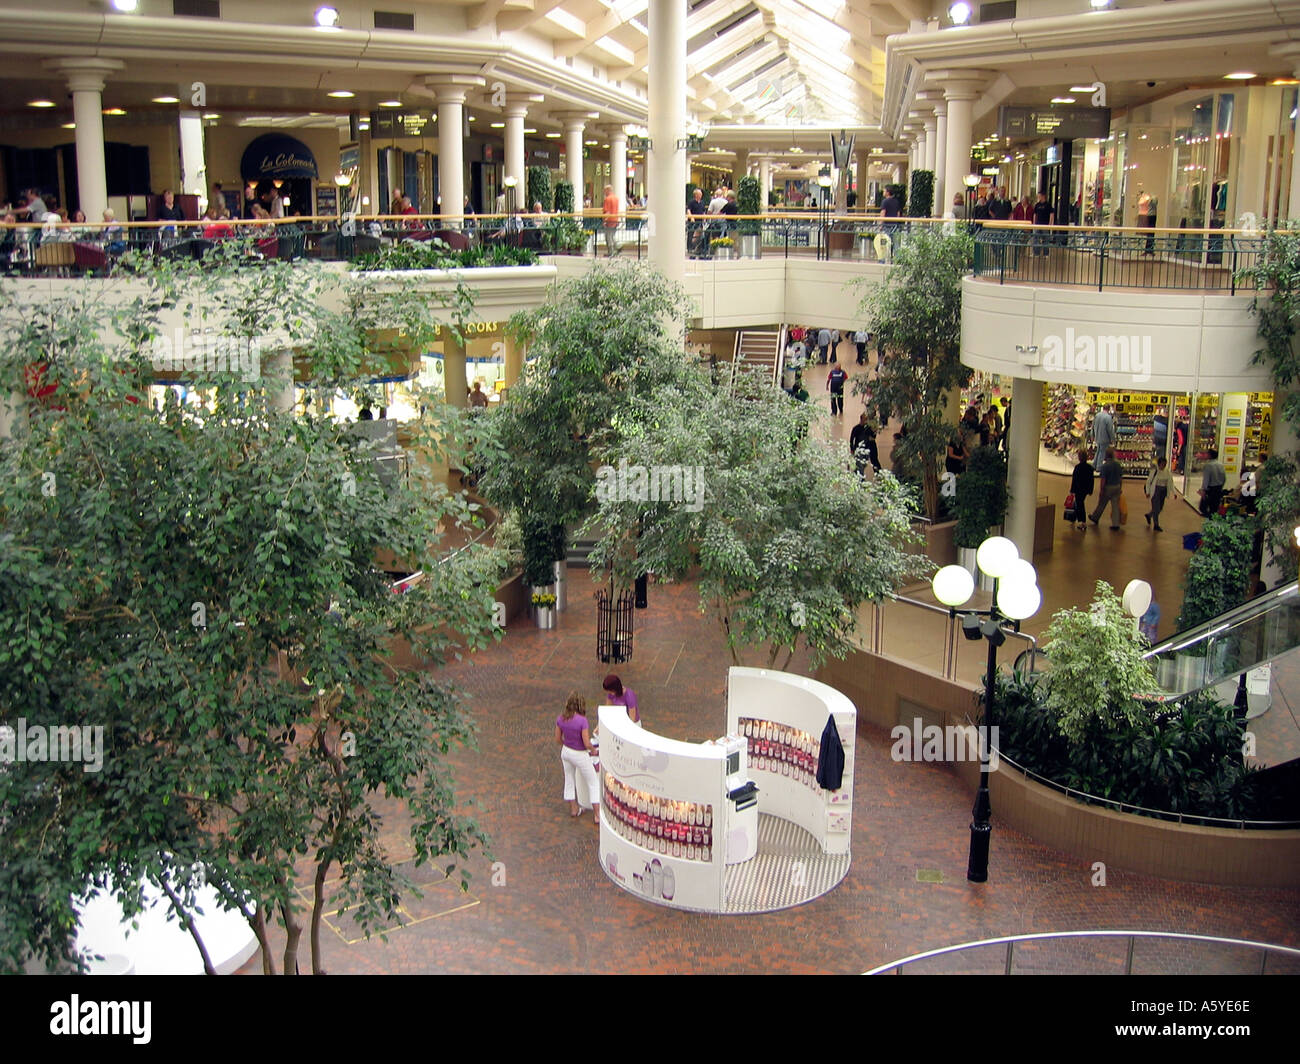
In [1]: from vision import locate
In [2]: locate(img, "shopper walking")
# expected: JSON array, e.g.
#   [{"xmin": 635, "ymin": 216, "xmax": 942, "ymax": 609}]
[
  {"xmin": 1091, "ymin": 404, "xmax": 1116, "ymax": 471},
  {"xmin": 1145, "ymin": 456, "xmax": 1171, "ymax": 531},
  {"xmin": 1031, "ymin": 192, "xmax": 1054, "ymax": 256},
  {"xmin": 814, "ymin": 327, "xmax": 832, "ymax": 364},
  {"xmin": 850, "ymin": 412, "xmax": 880, "ymax": 476},
  {"xmin": 602, "ymin": 184, "xmax": 619, "ymax": 257},
  {"xmin": 1089, "ymin": 447, "xmax": 1125, "ymax": 530},
  {"xmin": 602, "ymin": 674, "xmax": 640, "ymax": 724},
  {"xmin": 827, "ymin": 362, "xmax": 848, "ymax": 416},
  {"xmin": 853, "ymin": 328, "xmax": 870, "ymax": 365},
  {"xmin": 1070, "ymin": 449, "xmax": 1095, "ymax": 530},
  {"xmin": 556, "ymin": 691, "xmax": 601, "ymax": 818},
  {"xmin": 1199, "ymin": 448, "xmax": 1227, "ymax": 516}
]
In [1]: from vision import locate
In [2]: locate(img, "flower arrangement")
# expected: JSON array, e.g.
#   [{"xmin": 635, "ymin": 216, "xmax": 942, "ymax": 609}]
[
  {"xmin": 531, "ymin": 592, "xmax": 557, "ymax": 609},
  {"xmin": 709, "ymin": 236, "xmax": 734, "ymax": 248}
]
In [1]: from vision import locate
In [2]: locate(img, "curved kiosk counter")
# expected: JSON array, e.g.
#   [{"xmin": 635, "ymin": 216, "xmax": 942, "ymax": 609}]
[{"xmin": 599, "ymin": 666, "xmax": 854, "ymax": 914}]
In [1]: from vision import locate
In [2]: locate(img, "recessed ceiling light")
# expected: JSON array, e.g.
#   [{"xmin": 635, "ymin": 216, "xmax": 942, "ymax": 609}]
[
  {"xmin": 358, "ymin": 121, "xmax": 370, "ymax": 130},
  {"xmin": 1089, "ymin": 0, "xmax": 1110, "ymax": 8},
  {"xmin": 153, "ymin": 96, "xmax": 180, "ymax": 104},
  {"xmin": 524, "ymin": 128, "xmax": 537, "ymax": 133},
  {"xmin": 111, "ymin": 0, "xmax": 138, "ymax": 9},
  {"xmin": 1223, "ymin": 72, "xmax": 1256, "ymax": 80},
  {"xmin": 1051, "ymin": 97, "xmax": 1075, "ymax": 104},
  {"xmin": 601, "ymin": 143, "xmax": 609, "ymax": 148},
  {"xmin": 28, "ymin": 100, "xmax": 55, "ymax": 108},
  {"xmin": 467, "ymin": 115, "xmax": 477, "ymax": 122},
  {"xmin": 61, "ymin": 122, "xmax": 76, "ymax": 129},
  {"xmin": 490, "ymin": 122, "xmax": 505, "ymax": 128},
  {"xmin": 202, "ymin": 113, "xmax": 220, "ymax": 120},
  {"xmin": 103, "ymin": 108, "xmax": 127, "ymax": 116},
  {"xmin": 379, "ymin": 100, "xmax": 403, "ymax": 108},
  {"xmin": 1271, "ymin": 78, "xmax": 1300, "ymax": 86},
  {"xmin": 545, "ymin": 132, "xmax": 561, "ymax": 138},
  {"xmin": 327, "ymin": 90, "xmax": 355, "ymax": 99},
  {"xmin": 315, "ymin": 6, "xmax": 339, "ymax": 27},
  {"xmin": 948, "ymin": 1, "xmax": 971, "ymax": 24},
  {"xmin": 1069, "ymin": 85, "xmax": 1096, "ymax": 93},
  {"xmin": 584, "ymin": 139, "xmax": 597, "ymax": 145}
]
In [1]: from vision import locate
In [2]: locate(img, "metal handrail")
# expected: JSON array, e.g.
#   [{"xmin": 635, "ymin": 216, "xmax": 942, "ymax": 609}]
[
  {"xmin": 991, "ymin": 745, "xmax": 1300, "ymax": 830},
  {"xmin": 869, "ymin": 593, "xmax": 1037, "ymax": 681},
  {"xmin": 865, "ymin": 930, "xmax": 1300, "ymax": 976}
]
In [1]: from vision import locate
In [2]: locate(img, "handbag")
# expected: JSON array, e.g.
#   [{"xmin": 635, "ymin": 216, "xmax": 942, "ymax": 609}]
[
  {"xmin": 1118, "ymin": 494, "xmax": 1129, "ymax": 524},
  {"xmin": 1062, "ymin": 492, "xmax": 1077, "ymax": 520}
]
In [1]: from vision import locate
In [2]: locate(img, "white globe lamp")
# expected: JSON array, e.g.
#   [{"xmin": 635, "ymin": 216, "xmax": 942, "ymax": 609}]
[
  {"xmin": 976, "ymin": 536, "xmax": 1019, "ymax": 580},
  {"xmin": 932, "ymin": 564, "xmax": 975, "ymax": 608}
]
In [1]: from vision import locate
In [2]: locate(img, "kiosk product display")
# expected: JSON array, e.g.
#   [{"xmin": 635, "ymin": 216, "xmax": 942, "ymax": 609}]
[{"xmin": 598, "ymin": 667, "xmax": 854, "ymax": 914}]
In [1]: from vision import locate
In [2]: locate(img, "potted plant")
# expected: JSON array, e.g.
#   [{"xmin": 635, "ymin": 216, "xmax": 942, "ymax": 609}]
[
  {"xmin": 952, "ymin": 445, "xmax": 1008, "ymax": 583},
  {"xmin": 737, "ymin": 175, "xmax": 762, "ymax": 259},
  {"xmin": 710, "ymin": 236, "xmax": 734, "ymax": 260},
  {"xmin": 531, "ymin": 591, "xmax": 557, "ymax": 629}
]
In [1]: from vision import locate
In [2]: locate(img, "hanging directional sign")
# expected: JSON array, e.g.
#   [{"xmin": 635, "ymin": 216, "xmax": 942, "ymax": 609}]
[
  {"xmin": 628, "ymin": 136, "xmax": 653, "ymax": 152},
  {"xmin": 830, "ymin": 130, "xmax": 855, "ymax": 170},
  {"xmin": 997, "ymin": 105, "xmax": 1111, "ymax": 141}
]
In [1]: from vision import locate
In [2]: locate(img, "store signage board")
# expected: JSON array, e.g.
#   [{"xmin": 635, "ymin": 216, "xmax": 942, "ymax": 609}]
[
  {"xmin": 339, "ymin": 145, "xmax": 360, "ymax": 171},
  {"xmin": 369, "ymin": 110, "xmax": 434, "ymax": 137},
  {"xmin": 998, "ymin": 105, "xmax": 1111, "ymax": 141}
]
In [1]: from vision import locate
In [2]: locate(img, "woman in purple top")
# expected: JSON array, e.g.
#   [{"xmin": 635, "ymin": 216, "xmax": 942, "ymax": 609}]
[
  {"xmin": 555, "ymin": 691, "xmax": 600, "ymax": 818},
  {"xmin": 602, "ymin": 673, "xmax": 640, "ymax": 724}
]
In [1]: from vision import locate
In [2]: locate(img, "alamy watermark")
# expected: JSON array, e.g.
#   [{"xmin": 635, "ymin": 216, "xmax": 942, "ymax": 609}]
[
  {"xmin": 890, "ymin": 718, "xmax": 1000, "ymax": 772},
  {"xmin": 1, "ymin": 719, "xmax": 104, "ymax": 773},
  {"xmin": 1041, "ymin": 328, "xmax": 1151, "ymax": 384},
  {"xmin": 148, "ymin": 328, "xmax": 264, "ymax": 382},
  {"xmin": 594, "ymin": 459, "xmax": 706, "ymax": 513}
]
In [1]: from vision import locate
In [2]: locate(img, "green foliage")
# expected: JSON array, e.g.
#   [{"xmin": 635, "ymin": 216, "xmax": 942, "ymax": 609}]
[
  {"xmin": 527, "ymin": 165, "xmax": 553, "ymax": 213},
  {"xmin": 521, "ymin": 513, "xmax": 561, "ymax": 587},
  {"xmin": 0, "ymin": 253, "xmax": 503, "ymax": 974},
  {"xmin": 351, "ymin": 241, "xmax": 539, "ymax": 271},
  {"xmin": 952, "ymin": 445, "xmax": 1008, "ymax": 548},
  {"xmin": 851, "ymin": 227, "xmax": 973, "ymax": 520},
  {"xmin": 554, "ymin": 180, "xmax": 575, "ymax": 215},
  {"xmin": 908, "ymin": 170, "xmax": 935, "ymax": 219},
  {"xmin": 991, "ymin": 671, "xmax": 1260, "ymax": 820},
  {"xmin": 1237, "ymin": 224, "xmax": 1300, "ymax": 581},
  {"xmin": 585, "ymin": 368, "xmax": 930, "ymax": 671},
  {"xmin": 737, "ymin": 175, "xmax": 762, "ymax": 235},
  {"xmin": 1040, "ymin": 581, "xmax": 1159, "ymax": 743},
  {"xmin": 1176, "ymin": 514, "xmax": 1256, "ymax": 633},
  {"xmin": 541, "ymin": 216, "xmax": 588, "ymax": 253},
  {"xmin": 478, "ymin": 264, "xmax": 694, "ymax": 576}
]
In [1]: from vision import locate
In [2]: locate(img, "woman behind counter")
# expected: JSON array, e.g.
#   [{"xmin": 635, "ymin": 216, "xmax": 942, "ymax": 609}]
[
  {"xmin": 555, "ymin": 692, "xmax": 601, "ymax": 819},
  {"xmin": 602, "ymin": 673, "xmax": 640, "ymax": 724}
]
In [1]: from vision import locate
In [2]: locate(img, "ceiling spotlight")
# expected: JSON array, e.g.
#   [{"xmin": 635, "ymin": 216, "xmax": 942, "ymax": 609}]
[
  {"xmin": 327, "ymin": 90, "xmax": 355, "ymax": 99},
  {"xmin": 948, "ymin": 2, "xmax": 972, "ymax": 24},
  {"xmin": 379, "ymin": 100, "xmax": 403, "ymax": 108},
  {"xmin": 111, "ymin": 0, "xmax": 138, "ymax": 10},
  {"xmin": 490, "ymin": 122, "xmax": 505, "ymax": 128},
  {"xmin": 1223, "ymin": 72, "xmax": 1256, "ymax": 80},
  {"xmin": 28, "ymin": 100, "xmax": 55, "ymax": 108},
  {"xmin": 61, "ymin": 122, "xmax": 76, "ymax": 129},
  {"xmin": 315, "ymin": 6, "xmax": 339, "ymax": 28},
  {"xmin": 1089, "ymin": 0, "xmax": 1111, "ymax": 8},
  {"xmin": 103, "ymin": 108, "xmax": 127, "ymax": 116},
  {"xmin": 152, "ymin": 96, "xmax": 180, "ymax": 104},
  {"xmin": 1051, "ymin": 97, "xmax": 1075, "ymax": 104},
  {"xmin": 467, "ymin": 115, "xmax": 477, "ymax": 122},
  {"xmin": 545, "ymin": 132, "xmax": 561, "ymax": 138}
]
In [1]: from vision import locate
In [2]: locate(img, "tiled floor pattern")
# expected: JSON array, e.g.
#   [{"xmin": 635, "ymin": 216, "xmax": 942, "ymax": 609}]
[{"xmin": 721, "ymin": 815, "xmax": 852, "ymax": 914}]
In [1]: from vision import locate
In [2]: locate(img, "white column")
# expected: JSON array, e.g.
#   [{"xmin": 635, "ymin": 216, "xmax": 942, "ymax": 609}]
[
  {"xmin": 1005, "ymin": 377, "xmax": 1045, "ymax": 559},
  {"xmin": 759, "ymin": 157, "xmax": 772, "ymax": 207},
  {"xmin": 45, "ymin": 58, "xmax": 122, "ymax": 224},
  {"xmin": 923, "ymin": 114, "xmax": 938, "ymax": 174},
  {"xmin": 933, "ymin": 101, "xmax": 949, "ymax": 213},
  {"xmin": 648, "ymin": 0, "xmax": 686, "ymax": 286},
  {"xmin": 360, "ymin": 124, "xmax": 378, "ymax": 215},
  {"xmin": 504, "ymin": 102, "xmax": 528, "ymax": 210},
  {"xmin": 943, "ymin": 77, "xmax": 988, "ymax": 219},
  {"xmin": 563, "ymin": 117, "xmax": 586, "ymax": 201},
  {"xmin": 732, "ymin": 148, "xmax": 749, "ymax": 188},
  {"xmin": 427, "ymin": 76, "xmax": 484, "ymax": 225},
  {"xmin": 609, "ymin": 129, "xmax": 628, "ymax": 211},
  {"xmin": 179, "ymin": 110, "xmax": 207, "ymax": 202}
]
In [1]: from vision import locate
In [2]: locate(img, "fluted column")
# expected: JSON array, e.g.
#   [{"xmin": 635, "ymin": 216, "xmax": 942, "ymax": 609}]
[{"xmin": 45, "ymin": 58, "xmax": 123, "ymax": 222}]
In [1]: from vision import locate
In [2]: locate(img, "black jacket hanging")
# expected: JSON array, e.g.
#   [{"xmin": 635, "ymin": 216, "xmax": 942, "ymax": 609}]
[{"xmin": 816, "ymin": 716, "xmax": 845, "ymax": 791}]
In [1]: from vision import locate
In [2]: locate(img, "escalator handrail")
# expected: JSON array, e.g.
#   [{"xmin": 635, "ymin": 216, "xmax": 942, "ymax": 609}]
[{"xmin": 1142, "ymin": 581, "xmax": 1299, "ymax": 660}]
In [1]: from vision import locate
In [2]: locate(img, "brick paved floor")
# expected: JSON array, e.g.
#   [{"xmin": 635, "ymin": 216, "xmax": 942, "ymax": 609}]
[{"xmin": 266, "ymin": 575, "xmax": 1300, "ymax": 976}]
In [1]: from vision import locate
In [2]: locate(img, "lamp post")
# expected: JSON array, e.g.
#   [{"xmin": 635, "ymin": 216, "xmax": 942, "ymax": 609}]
[
  {"xmin": 817, "ymin": 168, "xmax": 833, "ymax": 260},
  {"xmin": 931, "ymin": 536, "xmax": 1041, "ymax": 882},
  {"xmin": 963, "ymin": 172, "xmax": 980, "ymax": 234}
]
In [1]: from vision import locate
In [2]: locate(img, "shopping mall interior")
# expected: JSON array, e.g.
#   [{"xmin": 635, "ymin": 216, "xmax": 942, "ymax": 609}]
[{"xmin": 2, "ymin": 0, "xmax": 1300, "ymax": 980}]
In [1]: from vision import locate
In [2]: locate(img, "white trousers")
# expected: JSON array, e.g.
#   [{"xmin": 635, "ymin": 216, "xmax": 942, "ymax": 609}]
[{"xmin": 561, "ymin": 745, "xmax": 601, "ymax": 809}]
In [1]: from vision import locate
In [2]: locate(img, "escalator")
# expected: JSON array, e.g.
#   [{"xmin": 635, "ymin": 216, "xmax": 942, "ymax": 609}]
[{"xmin": 1139, "ymin": 582, "xmax": 1300, "ymax": 704}]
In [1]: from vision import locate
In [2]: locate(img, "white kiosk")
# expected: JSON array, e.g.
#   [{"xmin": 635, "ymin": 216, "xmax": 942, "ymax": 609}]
[{"xmin": 598, "ymin": 667, "xmax": 854, "ymax": 914}]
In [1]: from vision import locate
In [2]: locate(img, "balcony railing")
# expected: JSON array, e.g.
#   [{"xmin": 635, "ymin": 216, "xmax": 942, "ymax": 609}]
[{"xmin": 972, "ymin": 222, "xmax": 1267, "ymax": 293}]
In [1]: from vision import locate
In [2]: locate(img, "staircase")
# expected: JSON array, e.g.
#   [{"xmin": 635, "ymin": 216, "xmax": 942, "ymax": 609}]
[
  {"xmin": 565, "ymin": 529, "xmax": 603, "ymax": 569},
  {"xmin": 729, "ymin": 327, "xmax": 785, "ymax": 389}
]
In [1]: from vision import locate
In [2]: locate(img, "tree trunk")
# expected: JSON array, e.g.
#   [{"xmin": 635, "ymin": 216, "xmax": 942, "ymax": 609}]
[
  {"xmin": 923, "ymin": 463, "xmax": 940, "ymax": 523},
  {"xmin": 310, "ymin": 860, "xmax": 331, "ymax": 975},
  {"xmin": 158, "ymin": 878, "xmax": 216, "ymax": 975},
  {"xmin": 251, "ymin": 909, "xmax": 275, "ymax": 975},
  {"xmin": 282, "ymin": 901, "xmax": 303, "ymax": 975}
]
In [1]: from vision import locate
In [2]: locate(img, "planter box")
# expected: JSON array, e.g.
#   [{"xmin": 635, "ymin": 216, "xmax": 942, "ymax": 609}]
[
  {"xmin": 534, "ymin": 606, "xmax": 555, "ymax": 629},
  {"xmin": 712, "ymin": 247, "xmax": 734, "ymax": 260},
  {"xmin": 739, "ymin": 233, "xmax": 761, "ymax": 260}
]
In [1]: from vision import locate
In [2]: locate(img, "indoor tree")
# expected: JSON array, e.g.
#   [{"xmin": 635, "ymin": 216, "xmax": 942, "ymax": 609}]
[
  {"xmin": 584, "ymin": 367, "xmax": 929, "ymax": 670},
  {"xmin": 851, "ymin": 226, "xmax": 973, "ymax": 520},
  {"xmin": 0, "ymin": 250, "xmax": 503, "ymax": 975}
]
